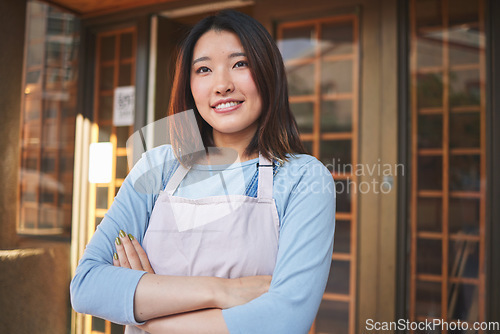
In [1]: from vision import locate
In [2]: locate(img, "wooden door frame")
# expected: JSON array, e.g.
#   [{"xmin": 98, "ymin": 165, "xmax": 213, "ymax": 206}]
[
  {"xmin": 485, "ymin": 0, "xmax": 500, "ymax": 324},
  {"xmin": 396, "ymin": 0, "xmax": 409, "ymax": 330}
]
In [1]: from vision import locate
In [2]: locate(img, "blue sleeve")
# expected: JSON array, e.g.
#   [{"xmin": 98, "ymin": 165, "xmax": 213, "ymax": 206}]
[
  {"xmin": 70, "ymin": 146, "xmax": 172, "ymax": 325},
  {"xmin": 222, "ymin": 159, "xmax": 336, "ymax": 333}
]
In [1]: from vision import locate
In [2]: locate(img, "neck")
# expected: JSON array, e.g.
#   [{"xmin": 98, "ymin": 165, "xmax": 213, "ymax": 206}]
[{"xmin": 212, "ymin": 126, "xmax": 258, "ymax": 162}]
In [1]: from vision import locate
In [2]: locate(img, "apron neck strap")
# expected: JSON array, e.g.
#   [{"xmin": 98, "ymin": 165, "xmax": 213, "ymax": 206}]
[
  {"xmin": 257, "ymin": 152, "xmax": 273, "ymax": 199},
  {"xmin": 164, "ymin": 163, "xmax": 190, "ymax": 196}
]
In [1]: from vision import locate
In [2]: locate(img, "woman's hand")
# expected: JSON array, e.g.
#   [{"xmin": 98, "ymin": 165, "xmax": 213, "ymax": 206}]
[{"xmin": 113, "ymin": 230, "xmax": 155, "ymax": 274}]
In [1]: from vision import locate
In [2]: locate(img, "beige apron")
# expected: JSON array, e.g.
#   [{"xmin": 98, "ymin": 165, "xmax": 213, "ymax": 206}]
[{"xmin": 125, "ymin": 153, "xmax": 279, "ymax": 333}]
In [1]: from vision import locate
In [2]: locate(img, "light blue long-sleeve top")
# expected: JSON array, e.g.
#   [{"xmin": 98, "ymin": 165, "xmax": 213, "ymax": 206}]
[{"xmin": 70, "ymin": 144, "xmax": 336, "ymax": 333}]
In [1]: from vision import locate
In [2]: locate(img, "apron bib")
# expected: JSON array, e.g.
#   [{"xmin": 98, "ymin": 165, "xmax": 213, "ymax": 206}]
[{"xmin": 125, "ymin": 153, "xmax": 279, "ymax": 333}]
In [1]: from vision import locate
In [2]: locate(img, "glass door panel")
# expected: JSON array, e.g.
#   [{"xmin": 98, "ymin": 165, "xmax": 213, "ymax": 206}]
[{"xmin": 408, "ymin": 0, "xmax": 486, "ymax": 329}]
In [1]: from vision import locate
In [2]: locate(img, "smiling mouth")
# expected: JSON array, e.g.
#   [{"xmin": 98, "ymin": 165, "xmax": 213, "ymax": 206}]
[{"xmin": 213, "ymin": 101, "xmax": 243, "ymax": 110}]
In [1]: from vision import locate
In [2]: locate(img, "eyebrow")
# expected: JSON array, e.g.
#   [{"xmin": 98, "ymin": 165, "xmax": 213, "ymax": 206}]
[{"xmin": 192, "ymin": 52, "xmax": 247, "ymax": 66}]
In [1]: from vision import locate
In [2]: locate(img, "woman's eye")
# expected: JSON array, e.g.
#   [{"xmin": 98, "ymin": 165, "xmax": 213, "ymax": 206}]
[
  {"xmin": 196, "ymin": 66, "xmax": 211, "ymax": 73},
  {"xmin": 234, "ymin": 61, "xmax": 248, "ymax": 68}
]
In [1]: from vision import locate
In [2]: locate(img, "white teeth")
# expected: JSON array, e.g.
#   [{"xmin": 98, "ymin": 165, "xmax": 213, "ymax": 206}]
[{"xmin": 214, "ymin": 101, "xmax": 240, "ymax": 109}]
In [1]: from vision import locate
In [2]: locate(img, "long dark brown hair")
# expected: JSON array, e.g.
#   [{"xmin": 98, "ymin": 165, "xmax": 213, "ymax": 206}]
[{"xmin": 168, "ymin": 9, "xmax": 306, "ymax": 166}]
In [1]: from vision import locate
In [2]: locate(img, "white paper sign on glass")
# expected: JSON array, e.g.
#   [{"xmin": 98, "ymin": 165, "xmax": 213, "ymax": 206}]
[{"xmin": 113, "ymin": 86, "xmax": 135, "ymax": 126}]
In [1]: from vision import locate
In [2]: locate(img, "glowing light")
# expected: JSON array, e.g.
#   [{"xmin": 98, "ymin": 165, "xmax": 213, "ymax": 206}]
[{"xmin": 88, "ymin": 142, "xmax": 113, "ymax": 183}]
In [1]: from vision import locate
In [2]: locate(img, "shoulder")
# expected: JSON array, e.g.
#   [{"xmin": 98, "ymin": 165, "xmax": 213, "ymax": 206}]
[
  {"xmin": 279, "ymin": 153, "xmax": 333, "ymax": 179},
  {"xmin": 275, "ymin": 153, "xmax": 335, "ymax": 196},
  {"xmin": 126, "ymin": 144, "xmax": 177, "ymax": 195}
]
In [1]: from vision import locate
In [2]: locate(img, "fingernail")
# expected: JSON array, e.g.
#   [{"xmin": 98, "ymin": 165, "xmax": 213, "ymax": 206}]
[
  {"xmin": 113, "ymin": 252, "xmax": 118, "ymax": 260},
  {"xmin": 119, "ymin": 230, "xmax": 126, "ymax": 238},
  {"xmin": 115, "ymin": 237, "xmax": 121, "ymax": 245},
  {"xmin": 128, "ymin": 234, "xmax": 135, "ymax": 241}
]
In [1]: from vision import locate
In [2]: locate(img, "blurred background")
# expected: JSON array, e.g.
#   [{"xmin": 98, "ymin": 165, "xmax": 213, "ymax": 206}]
[{"xmin": 0, "ymin": 0, "xmax": 499, "ymax": 333}]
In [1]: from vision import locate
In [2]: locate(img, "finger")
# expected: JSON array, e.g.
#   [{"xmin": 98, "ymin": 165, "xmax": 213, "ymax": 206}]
[
  {"xmin": 115, "ymin": 236, "xmax": 131, "ymax": 269},
  {"xmin": 112, "ymin": 252, "xmax": 120, "ymax": 267},
  {"xmin": 119, "ymin": 230, "xmax": 143, "ymax": 270},
  {"xmin": 129, "ymin": 235, "xmax": 155, "ymax": 274}
]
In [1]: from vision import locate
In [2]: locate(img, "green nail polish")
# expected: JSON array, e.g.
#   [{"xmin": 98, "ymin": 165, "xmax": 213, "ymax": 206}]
[
  {"xmin": 115, "ymin": 237, "xmax": 121, "ymax": 245},
  {"xmin": 119, "ymin": 230, "xmax": 126, "ymax": 238},
  {"xmin": 113, "ymin": 252, "xmax": 118, "ymax": 260},
  {"xmin": 128, "ymin": 234, "xmax": 135, "ymax": 241}
]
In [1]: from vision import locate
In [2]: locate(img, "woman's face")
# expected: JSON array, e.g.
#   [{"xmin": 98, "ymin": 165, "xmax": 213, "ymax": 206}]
[{"xmin": 190, "ymin": 30, "xmax": 262, "ymax": 142}]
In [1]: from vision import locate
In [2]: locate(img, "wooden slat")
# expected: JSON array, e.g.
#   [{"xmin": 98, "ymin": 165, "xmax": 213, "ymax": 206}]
[
  {"xmin": 418, "ymin": 148, "xmax": 443, "ymax": 156},
  {"xmin": 417, "ymin": 232, "xmax": 443, "ymax": 240},
  {"xmin": 322, "ymin": 93, "xmax": 354, "ymax": 100},
  {"xmin": 418, "ymin": 190, "xmax": 443, "ymax": 197},
  {"xmin": 418, "ymin": 107, "xmax": 443, "ymax": 114},
  {"xmin": 332, "ymin": 252, "xmax": 351, "ymax": 261},
  {"xmin": 289, "ymin": 95, "xmax": 315, "ymax": 103},
  {"xmin": 449, "ymin": 148, "xmax": 481, "ymax": 155},
  {"xmin": 323, "ymin": 293, "xmax": 351, "ymax": 302},
  {"xmin": 449, "ymin": 191, "xmax": 481, "ymax": 199},
  {"xmin": 450, "ymin": 105, "xmax": 481, "ymax": 113},
  {"xmin": 320, "ymin": 132, "xmax": 352, "ymax": 140},
  {"xmin": 417, "ymin": 274, "xmax": 442, "ymax": 282}
]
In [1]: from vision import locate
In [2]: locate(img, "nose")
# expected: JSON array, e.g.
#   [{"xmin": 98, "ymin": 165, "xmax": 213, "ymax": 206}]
[{"xmin": 214, "ymin": 69, "xmax": 234, "ymax": 95}]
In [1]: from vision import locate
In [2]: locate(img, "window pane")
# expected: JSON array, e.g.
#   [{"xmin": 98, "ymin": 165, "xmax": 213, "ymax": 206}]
[
  {"xmin": 417, "ymin": 33, "xmax": 443, "ymax": 68},
  {"xmin": 98, "ymin": 95, "xmax": 113, "ymax": 122},
  {"xmin": 279, "ymin": 26, "xmax": 315, "ymax": 61},
  {"xmin": 19, "ymin": 1, "xmax": 78, "ymax": 236},
  {"xmin": 448, "ymin": 284, "xmax": 478, "ymax": 321},
  {"xmin": 290, "ymin": 103, "xmax": 313, "ymax": 133},
  {"xmin": 321, "ymin": 21, "xmax": 353, "ymax": 56},
  {"xmin": 287, "ymin": 62, "xmax": 315, "ymax": 96},
  {"xmin": 100, "ymin": 35, "xmax": 115, "ymax": 62},
  {"xmin": 333, "ymin": 220, "xmax": 350, "ymax": 253},
  {"xmin": 417, "ymin": 238, "xmax": 442, "ymax": 275},
  {"xmin": 118, "ymin": 63, "xmax": 132, "ymax": 86},
  {"xmin": 335, "ymin": 179, "xmax": 351, "ymax": 213},
  {"xmin": 116, "ymin": 156, "xmax": 128, "ymax": 179},
  {"xmin": 321, "ymin": 100, "xmax": 352, "ymax": 133},
  {"xmin": 417, "ymin": 156, "xmax": 442, "ymax": 190},
  {"xmin": 416, "ymin": 281, "xmax": 442, "ymax": 318},
  {"xmin": 418, "ymin": 114, "xmax": 442, "ymax": 148},
  {"xmin": 449, "ymin": 198, "xmax": 479, "ymax": 235},
  {"xmin": 120, "ymin": 33, "xmax": 133, "ymax": 59},
  {"xmin": 449, "ymin": 112, "xmax": 480, "ymax": 148},
  {"xmin": 417, "ymin": 197, "xmax": 442, "ymax": 232},
  {"xmin": 417, "ymin": 73, "xmax": 443, "ymax": 108},
  {"xmin": 449, "ymin": 241, "xmax": 479, "ymax": 279},
  {"xmin": 320, "ymin": 140, "xmax": 351, "ymax": 171},
  {"xmin": 116, "ymin": 126, "xmax": 130, "ymax": 148},
  {"xmin": 325, "ymin": 260, "xmax": 349, "ymax": 295},
  {"xmin": 96, "ymin": 187, "xmax": 108, "ymax": 209},
  {"xmin": 449, "ymin": 70, "xmax": 480, "ymax": 107},
  {"xmin": 415, "ymin": 0, "xmax": 443, "ymax": 28},
  {"xmin": 321, "ymin": 60, "xmax": 352, "ymax": 94},
  {"xmin": 100, "ymin": 66, "xmax": 114, "ymax": 90},
  {"xmin": 449, "ymin": 27, "xmax": 480, "ymax": 66},
  {"xmin": 315, "ymin": 300, "xmax": 349, "ymax": 334},
  {"xmin": 449, "ymin": 155, "xmax": 480, "ymax": 191}
]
